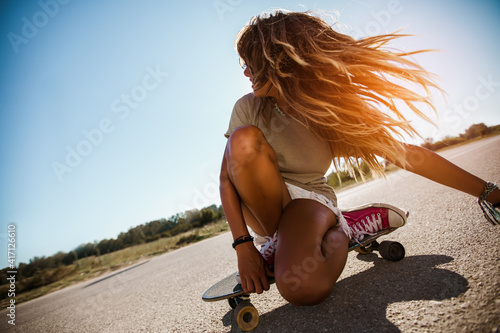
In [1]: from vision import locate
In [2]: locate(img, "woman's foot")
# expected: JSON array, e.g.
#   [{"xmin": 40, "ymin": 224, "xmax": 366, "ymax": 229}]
[{"xmin": 342, "ymin": 203, "xmax": 408, "ymax": 243}]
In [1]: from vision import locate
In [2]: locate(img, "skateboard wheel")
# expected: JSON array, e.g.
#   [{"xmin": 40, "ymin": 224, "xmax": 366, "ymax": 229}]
[
  {"xmin": 379, "ymin": 241, "xmax": 405, "ymax": 261},
  {"xmin": 234, "ymin": 300, "xmax": 259, "ymax": 331}
]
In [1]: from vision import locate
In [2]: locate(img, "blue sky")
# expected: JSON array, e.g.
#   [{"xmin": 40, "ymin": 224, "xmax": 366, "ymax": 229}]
[{"xmin": 1, "ymin": 0, "xmax": 499, "ymax": 266}]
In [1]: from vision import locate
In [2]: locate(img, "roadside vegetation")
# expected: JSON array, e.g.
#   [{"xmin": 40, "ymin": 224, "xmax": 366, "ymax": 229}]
[
  {"xmin": 421, "ymin": 123, "xmax": 500, "ymax": 151},
  {"xmin": 1, "ymin": 122, "xmax": 498, "ymax": 307},
  {"xmin": 0, "ymin": 206, "xmax": 228, "ymax": 307}
]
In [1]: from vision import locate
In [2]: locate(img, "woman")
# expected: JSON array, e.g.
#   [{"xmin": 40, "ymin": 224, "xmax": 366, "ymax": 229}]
[{"xmin": 219, "ymin": 10, "xmax": 500, "ymax": 306}]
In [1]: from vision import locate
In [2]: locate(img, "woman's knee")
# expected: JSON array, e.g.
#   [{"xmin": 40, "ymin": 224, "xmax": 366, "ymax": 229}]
[
  {"xmin": 226, "ymin": 125, "xmax": 272, "ymax": 163},
  {"xmin": 276, "ymin": 272, "xmax": 333, "ymax": 306}
]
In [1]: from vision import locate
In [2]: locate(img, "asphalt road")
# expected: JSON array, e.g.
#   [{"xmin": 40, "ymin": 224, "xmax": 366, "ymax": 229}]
[{"xmin": 2, "ymin": 136, "xmax": 500, "ymax": 333}]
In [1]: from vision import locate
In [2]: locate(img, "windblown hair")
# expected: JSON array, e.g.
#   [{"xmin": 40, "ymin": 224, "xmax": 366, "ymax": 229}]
[{"xmin": 235, "ymin": 10, "xmax": 440, "ymax": 175}]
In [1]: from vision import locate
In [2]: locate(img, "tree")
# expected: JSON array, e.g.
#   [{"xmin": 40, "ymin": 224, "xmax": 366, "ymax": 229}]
[
  {"xmin": 463, "ymin": 123, "xmax": 488, "ymax": 140},
  {"xmin": 200, "ymin": 208, "xmax": 216, "ymax": 226},
  {"xmin": 184, "ymin": 209, "xmax": 201, "ymax": 225}
]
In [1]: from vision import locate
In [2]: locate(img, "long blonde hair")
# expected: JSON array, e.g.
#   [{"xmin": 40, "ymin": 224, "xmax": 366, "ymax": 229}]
[{"xmin": 236, "ymin": 10, "xmax": 440, "ymax": 175}]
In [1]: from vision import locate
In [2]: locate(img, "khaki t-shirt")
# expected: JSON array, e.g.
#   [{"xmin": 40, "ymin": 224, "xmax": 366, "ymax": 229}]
[{"xmin": 224, "ymin": 93, "xmax": 338, "ymax": 205}]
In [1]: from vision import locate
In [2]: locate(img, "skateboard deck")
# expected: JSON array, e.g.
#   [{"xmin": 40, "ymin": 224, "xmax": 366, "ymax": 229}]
[
  {"xmin": 202, "ymin": 271, "xmax": 258, "ymax": 302},
  {"xmin": 202, "ymin": 223, "xmax": 406, "ymax": 331}
]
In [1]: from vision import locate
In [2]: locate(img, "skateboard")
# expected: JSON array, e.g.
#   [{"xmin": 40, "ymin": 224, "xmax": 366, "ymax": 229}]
[{"xmin": 202, "ymin": 212, "xmax": 408, "ymax": 331}]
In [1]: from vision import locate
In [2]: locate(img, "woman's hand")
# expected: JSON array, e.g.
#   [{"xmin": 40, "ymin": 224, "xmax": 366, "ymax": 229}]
[{"xmin": 235, "ymin": 242, "xmax": 274, "ymax": 294}]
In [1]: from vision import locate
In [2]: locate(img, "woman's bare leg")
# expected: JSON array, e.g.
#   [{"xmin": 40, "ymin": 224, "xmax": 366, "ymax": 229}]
[
  {"xmin": 224, "ymin": 125, "xmax": 291, "ymax": 236},
  {"xmin": 275, "ymin": 199, "xmax": 349, "ymax": 305}
]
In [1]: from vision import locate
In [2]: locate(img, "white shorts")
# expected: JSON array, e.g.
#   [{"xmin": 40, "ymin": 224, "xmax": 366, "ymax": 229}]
[{"xmin": 250, "ymin": 182, "xmax": 350, "ymax": 263}]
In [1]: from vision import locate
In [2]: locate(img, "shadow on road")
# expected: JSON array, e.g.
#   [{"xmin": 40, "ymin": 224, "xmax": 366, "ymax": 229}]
[{"xmin": 224, "ymin": 255, "xmax": 468, "ymax": 332}]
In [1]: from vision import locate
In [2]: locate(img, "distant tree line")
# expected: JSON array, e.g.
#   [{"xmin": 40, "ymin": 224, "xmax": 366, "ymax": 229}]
[
  {"xmin": 421, "ymin": 123, "xmax": 500, "ymax": 151},
  {"xmin": 0, "ymin": 204, "xmax": 224, "ymax": 295}
]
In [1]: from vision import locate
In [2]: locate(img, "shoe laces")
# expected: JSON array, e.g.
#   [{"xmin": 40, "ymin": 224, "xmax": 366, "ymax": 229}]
[
  {"xmin": 259, "ymin": 234, "xmax": 277, "ymax": 260},
  {"xmin": 349, "ymin": 212, "xmax": 384, "ymax": 243}
]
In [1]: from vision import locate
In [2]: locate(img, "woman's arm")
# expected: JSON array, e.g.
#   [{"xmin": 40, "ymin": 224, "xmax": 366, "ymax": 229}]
[{"xmin": 389, "ymin": 143, "xmax": 500, "ymax": 205}]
